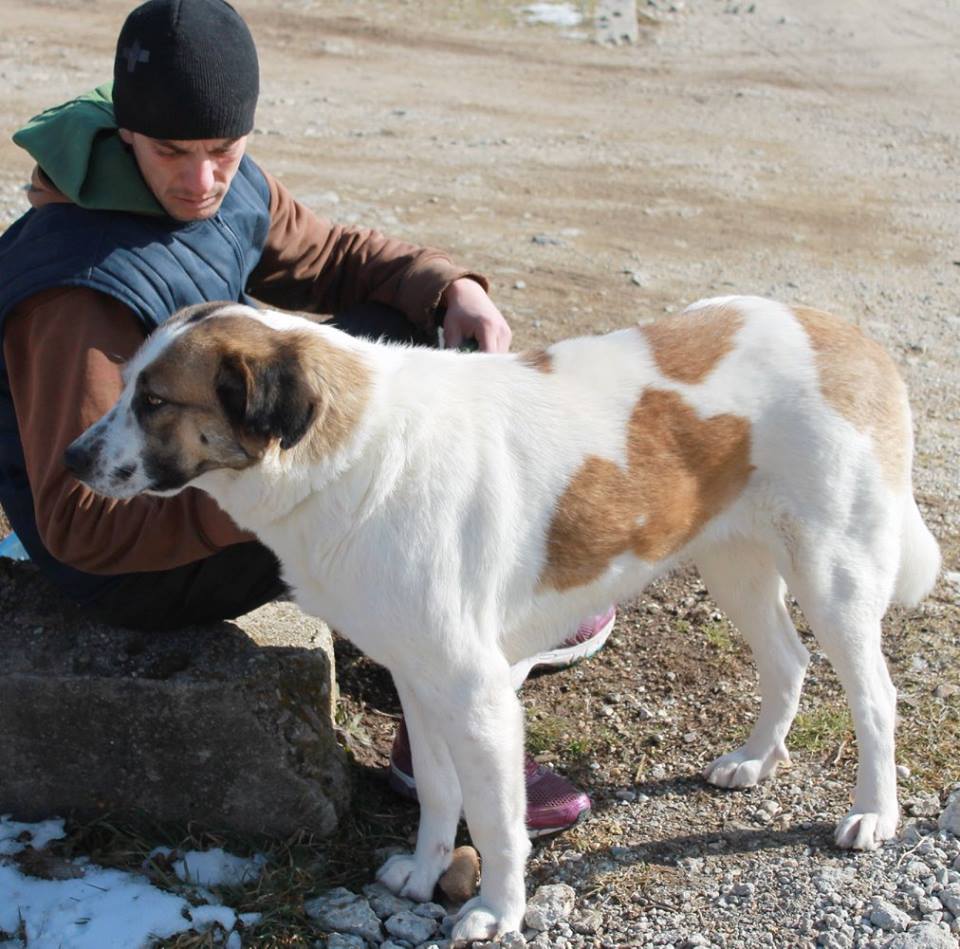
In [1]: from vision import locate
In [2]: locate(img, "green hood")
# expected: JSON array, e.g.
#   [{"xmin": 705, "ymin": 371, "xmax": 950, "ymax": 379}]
[{"xmin": 13, "ymin": 83, "xmax": 164, "ymax": 216}]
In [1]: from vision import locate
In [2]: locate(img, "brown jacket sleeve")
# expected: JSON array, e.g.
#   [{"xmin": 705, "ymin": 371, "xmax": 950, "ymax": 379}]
[
  {"xmin": 248, "ymin": 171, "xmax": 486, "ymax": 329},
  {"xmin": 3, "ymin": 287, "xmax": 252, "ymax": 575}
]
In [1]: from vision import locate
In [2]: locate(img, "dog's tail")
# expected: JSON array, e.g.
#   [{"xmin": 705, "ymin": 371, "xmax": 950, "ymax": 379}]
[{"xmin": 893, "ymin": 493, "xmax": 941, "ymax": 607}]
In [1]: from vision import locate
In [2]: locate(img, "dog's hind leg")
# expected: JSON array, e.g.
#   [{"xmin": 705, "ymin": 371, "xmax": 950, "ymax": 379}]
[
  {"xmin": 785, "ymin": 551, "xmax": 899, "ymax": 851},
  {"xmin": 696, "ymin": 540, "xmax": 809, "ymax": 789},
  {"xmin": 377, "ymin": 680, "xmax": 463, "ymax": 901}
]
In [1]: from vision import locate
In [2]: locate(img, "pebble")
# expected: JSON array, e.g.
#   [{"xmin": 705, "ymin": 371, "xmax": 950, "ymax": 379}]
[
  {"xmin": 438, "ymin": 846, "xmax": 481, "ymax": 903},
  {"xmin": 882, "ymin": 921, "xmax": 960, "ymax": 948},
  {"xmin": 304, "ymin": 887, "xmax": 383, "ymax": 943},
  {"xmin": 940, "ymin": 796, "xmax": 960, "ymax": 836},
  {"xmin": 524, "ymin": 883, "xmax": 577, "ymax": 931},
  {"xmin": 870, "ymin": 897, "xmax": 912, "ymax": 932},
  {"xmin": 384, "ymin": 909, "xmax": 438, "ymax": 943},
  {"xmin": 908, "ymin": 794, "xmax": 944, "ymax": 818}
]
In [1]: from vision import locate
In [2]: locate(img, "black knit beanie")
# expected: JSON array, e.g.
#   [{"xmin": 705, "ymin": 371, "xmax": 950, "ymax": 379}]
[{"xmin": 113, "ymin": 0, "xmax": 259, "ymax": 140}]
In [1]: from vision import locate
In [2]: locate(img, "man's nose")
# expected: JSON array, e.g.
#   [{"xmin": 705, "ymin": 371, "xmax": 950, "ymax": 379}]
[
  {"xmin": 186, "ymin": 159, "xmax": 216, "ymax": 194},
  {"xmin": 63, "ymin": 439, "xmax": 94, "ymax": 479}
]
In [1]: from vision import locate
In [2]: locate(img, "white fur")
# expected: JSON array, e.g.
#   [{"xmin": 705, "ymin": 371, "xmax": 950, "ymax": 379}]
[{"xmin": 71, "ymin": 295, "xmax": 940, "ymax": 941}]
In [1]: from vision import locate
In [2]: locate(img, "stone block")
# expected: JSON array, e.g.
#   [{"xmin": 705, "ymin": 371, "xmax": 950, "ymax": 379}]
[{"xmin": 0, "ymin": 559, "xmax": 350, "ymax": 837}]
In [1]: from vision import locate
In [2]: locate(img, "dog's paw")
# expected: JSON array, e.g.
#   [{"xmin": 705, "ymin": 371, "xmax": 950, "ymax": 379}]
[
  {"xmin": 834, "ymin": 808, "xmax": 898, "ymax": 851},
  {"xmin": 450, "ymin": 898, "xmax": 501, "ymax": 944},
  {"xmin": 376, "ymin": 853, "xmax": 438, "ymax": 902},
  {"xmin": 703, "ymin": 743, "xmax": 788, "ymax": 789}
]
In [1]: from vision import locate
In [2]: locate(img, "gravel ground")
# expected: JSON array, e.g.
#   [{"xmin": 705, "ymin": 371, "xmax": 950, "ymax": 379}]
[
  {"xmin": 1, "ymin": 1, "xmax": 958, "ymax": 946},
  {"xmin": 305, "ymin": 795, "xmax": 960, "ymax": 948}
]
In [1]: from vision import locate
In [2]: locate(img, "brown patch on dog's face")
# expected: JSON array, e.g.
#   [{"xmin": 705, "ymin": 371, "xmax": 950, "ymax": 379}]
[
  {"xmin": 517, "ymin": 348, "xmax": 553, "ymax": 373},
  {"xmin": 640, "ymin": 304, "xmax": 744, "ymax": 384},
  {"xmin": 132, "ymin": 313, "xmax": 370, "ymax": 491},
  {"xmin": 793, "ymin": 305, "xmax": 909, "ymax": 489},
  {"xmin": 539, "ymin": 388, "xmax": 754, "ymax": 591}
]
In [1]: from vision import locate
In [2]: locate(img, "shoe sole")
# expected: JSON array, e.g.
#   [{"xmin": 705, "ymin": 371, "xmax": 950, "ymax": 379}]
[
  {"xmin": 509, "ymin": 608, "xmax": 616, "ymax": 687},
  {"xmin": 526, "ymin": 802, "xmax": 592, "ymax": 839}
]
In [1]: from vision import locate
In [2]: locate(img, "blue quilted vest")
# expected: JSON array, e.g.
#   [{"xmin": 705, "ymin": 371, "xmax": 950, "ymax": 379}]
[{"xmin": 0, "ymin": 155, "xmax": 271, "ymax": 601}]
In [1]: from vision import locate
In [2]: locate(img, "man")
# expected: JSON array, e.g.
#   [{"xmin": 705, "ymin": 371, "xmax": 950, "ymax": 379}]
[{"xmin": 0, "ymin": 0, "xmax": 612, "ymax": 835}]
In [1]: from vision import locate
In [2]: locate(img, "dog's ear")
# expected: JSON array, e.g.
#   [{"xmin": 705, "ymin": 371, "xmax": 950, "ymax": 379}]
[{"xmin": 215, "ymin": 348, "xmax": 316, "ymax": 451}]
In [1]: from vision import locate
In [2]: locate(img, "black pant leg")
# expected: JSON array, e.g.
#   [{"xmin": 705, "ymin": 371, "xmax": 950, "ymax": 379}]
[{"xmin": 91, "ymin": 541, "xmax": 285, "ymax": 631}]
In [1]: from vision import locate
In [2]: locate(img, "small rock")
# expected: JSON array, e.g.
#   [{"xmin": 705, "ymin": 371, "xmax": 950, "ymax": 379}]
[
  {"xmin": 385, "ymin": 909, "xmax": 438, "ymax": 944},
  {"xmin": 514, "ymin": 280, "xmax": 527, "ymax": 289},
  {"xmin": 899, "ymin": 765, "xmax": 913, "ymax": 780},
  {"xmin": 870, "ymin": 897, "xmax": 912, "ymax": 932},
  {"xmin": 882, "ymin": 921, "xmax": 960, "ymax": 948},
  {"xmin": 941, "ymin": 884, "xmax": 960, "ymax": 916},
  {"xmin": 571, "ymin": 911, "xmax": 602, "ymax": 934},
  {"xmin": 940, "ymin": 799, "xmax": 960, "ymax": 836},
  {"xmin": 908, "ymin": 794, "xmax": 943, "ymax": 818},
  {"xmin": 414, "ymin": 902, "xmax": 447, "ymax": 920},
  {"xmin": 363, "ymin": 882, "xmax": 415, "ymax": 920},
  {"xmin": 438, "ymin": 846, "xmax": 480, "ymax": 903},
  {"xmin": 524, "ymin": 883, "xmax": 576, "ymax": 931},
  {"xmin": 304, "ymin": 888, "xmax": 383, "ymax": 943}
]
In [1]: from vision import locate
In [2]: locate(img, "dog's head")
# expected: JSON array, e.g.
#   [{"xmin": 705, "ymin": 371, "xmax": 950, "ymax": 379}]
[{"xmin": 65, "ymin": 303, "xmax": 369, "ymax": 499}]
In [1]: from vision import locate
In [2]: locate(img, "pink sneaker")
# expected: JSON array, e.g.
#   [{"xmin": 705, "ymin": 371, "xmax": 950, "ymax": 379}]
[
  {"xmin": 388, "ymin": 719, "xmax": 591, "ymax": 838},
  {"xmin": 509, "ymin": 605, "xmax": 616, "ymax": 688}
]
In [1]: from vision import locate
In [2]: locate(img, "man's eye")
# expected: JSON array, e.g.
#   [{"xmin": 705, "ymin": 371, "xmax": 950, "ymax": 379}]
[{"xmin": 145, "ymin": 394, "xmax": 166, "ymax": 408}]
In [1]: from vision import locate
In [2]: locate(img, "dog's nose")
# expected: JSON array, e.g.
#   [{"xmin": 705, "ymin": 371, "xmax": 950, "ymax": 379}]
[{"xmin": 63, "ymin": 441, "xmax": 93, "ymax": 479}]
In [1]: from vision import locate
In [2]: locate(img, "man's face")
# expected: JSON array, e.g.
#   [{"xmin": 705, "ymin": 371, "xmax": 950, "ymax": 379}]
[{"xmin": 119, "ymin": 130, "xmax": 248, "ymax": 221}]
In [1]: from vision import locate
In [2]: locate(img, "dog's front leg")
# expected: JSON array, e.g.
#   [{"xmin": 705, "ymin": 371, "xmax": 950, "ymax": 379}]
[
  {"xmin": 377, "ymin": 682, "xmax": 463, "ymax": 901},
  {"xmin": 445, "ymin": 666, "xmax": 531, "ymax": 943}
]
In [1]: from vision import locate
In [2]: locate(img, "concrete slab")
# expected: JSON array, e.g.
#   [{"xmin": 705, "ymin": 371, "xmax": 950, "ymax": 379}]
[{"xmin": 0, "ymin": 559, "xmax": 350, "ymax": 838}]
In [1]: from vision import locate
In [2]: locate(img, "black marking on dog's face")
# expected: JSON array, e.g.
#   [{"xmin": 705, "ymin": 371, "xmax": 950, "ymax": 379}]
[
  {"xmin": 215, "ymin": 347, "xmax": 316, "ymax": 451},
  {"xmin": 143, "ymin": 451, "xmax": 194, "ymax": 492}
]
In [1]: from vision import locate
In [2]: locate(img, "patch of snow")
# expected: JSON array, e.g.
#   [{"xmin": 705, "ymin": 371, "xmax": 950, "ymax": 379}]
[
  {"xmin": 523, "ymin": 3, "xmax": 584, "ymax": 28},
  {"xmin": 0, "ymin": 816, "xmax": 66, "ymax": 856},
  {"xmin": 173, "ymin": 848, "xmax": 267, "ymax": 887},
  {"xmin": 0, "ymin": 820, "xmax": 265, "ymax": 948}
]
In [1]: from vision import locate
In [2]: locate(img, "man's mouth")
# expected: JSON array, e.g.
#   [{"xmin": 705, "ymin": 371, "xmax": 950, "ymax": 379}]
[{"xmin": 174, "ymin": 193, "xmax": 220, "ymax": 210}]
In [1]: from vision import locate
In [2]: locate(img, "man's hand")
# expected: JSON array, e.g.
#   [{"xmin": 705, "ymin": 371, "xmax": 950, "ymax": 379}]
[{"xmin": 440, "ymin": 278, "xmax": 512, "ymax": 353}]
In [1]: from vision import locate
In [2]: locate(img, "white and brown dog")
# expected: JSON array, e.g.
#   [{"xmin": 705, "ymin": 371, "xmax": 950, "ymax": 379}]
[{"xmin": 66, "ymin": 295, "xmax": 940, "ymax": 941}]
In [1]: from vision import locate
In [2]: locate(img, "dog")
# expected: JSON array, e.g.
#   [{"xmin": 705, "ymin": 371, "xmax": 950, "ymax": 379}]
[{"xmin": 65, "ymin": 295, "xmax": 940, "ymax": 942}]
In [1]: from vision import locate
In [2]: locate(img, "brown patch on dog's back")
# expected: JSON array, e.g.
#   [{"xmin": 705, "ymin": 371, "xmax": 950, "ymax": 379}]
[
  {"xmin": 517, "ymin": 348, "xmax": 553, "ymax": 373},
  {"xmin": 640, "ymin": 304, "xmax": 744, "ymax": 384},
  {"xmin": 539, "ymin": 389, "xmax": 754, "ymax": 591},
  {"xmin": 793, "ymin": 305, "xmax": 909, "ymax": 489}
]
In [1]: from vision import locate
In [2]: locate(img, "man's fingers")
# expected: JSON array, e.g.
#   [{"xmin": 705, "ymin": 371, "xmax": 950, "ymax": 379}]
[{"xmin": 443, "ymin": 321, "xmax": 464, "ymax": 350}]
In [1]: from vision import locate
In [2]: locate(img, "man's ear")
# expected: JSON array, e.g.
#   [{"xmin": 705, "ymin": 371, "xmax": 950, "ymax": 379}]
[
  {"xmin": 215, "ymin": 349, "xmax": 316, "ymax": 451},
  {"xmin": 118, "ymin": 128, "xmax": 134, "ymax": 145}
]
